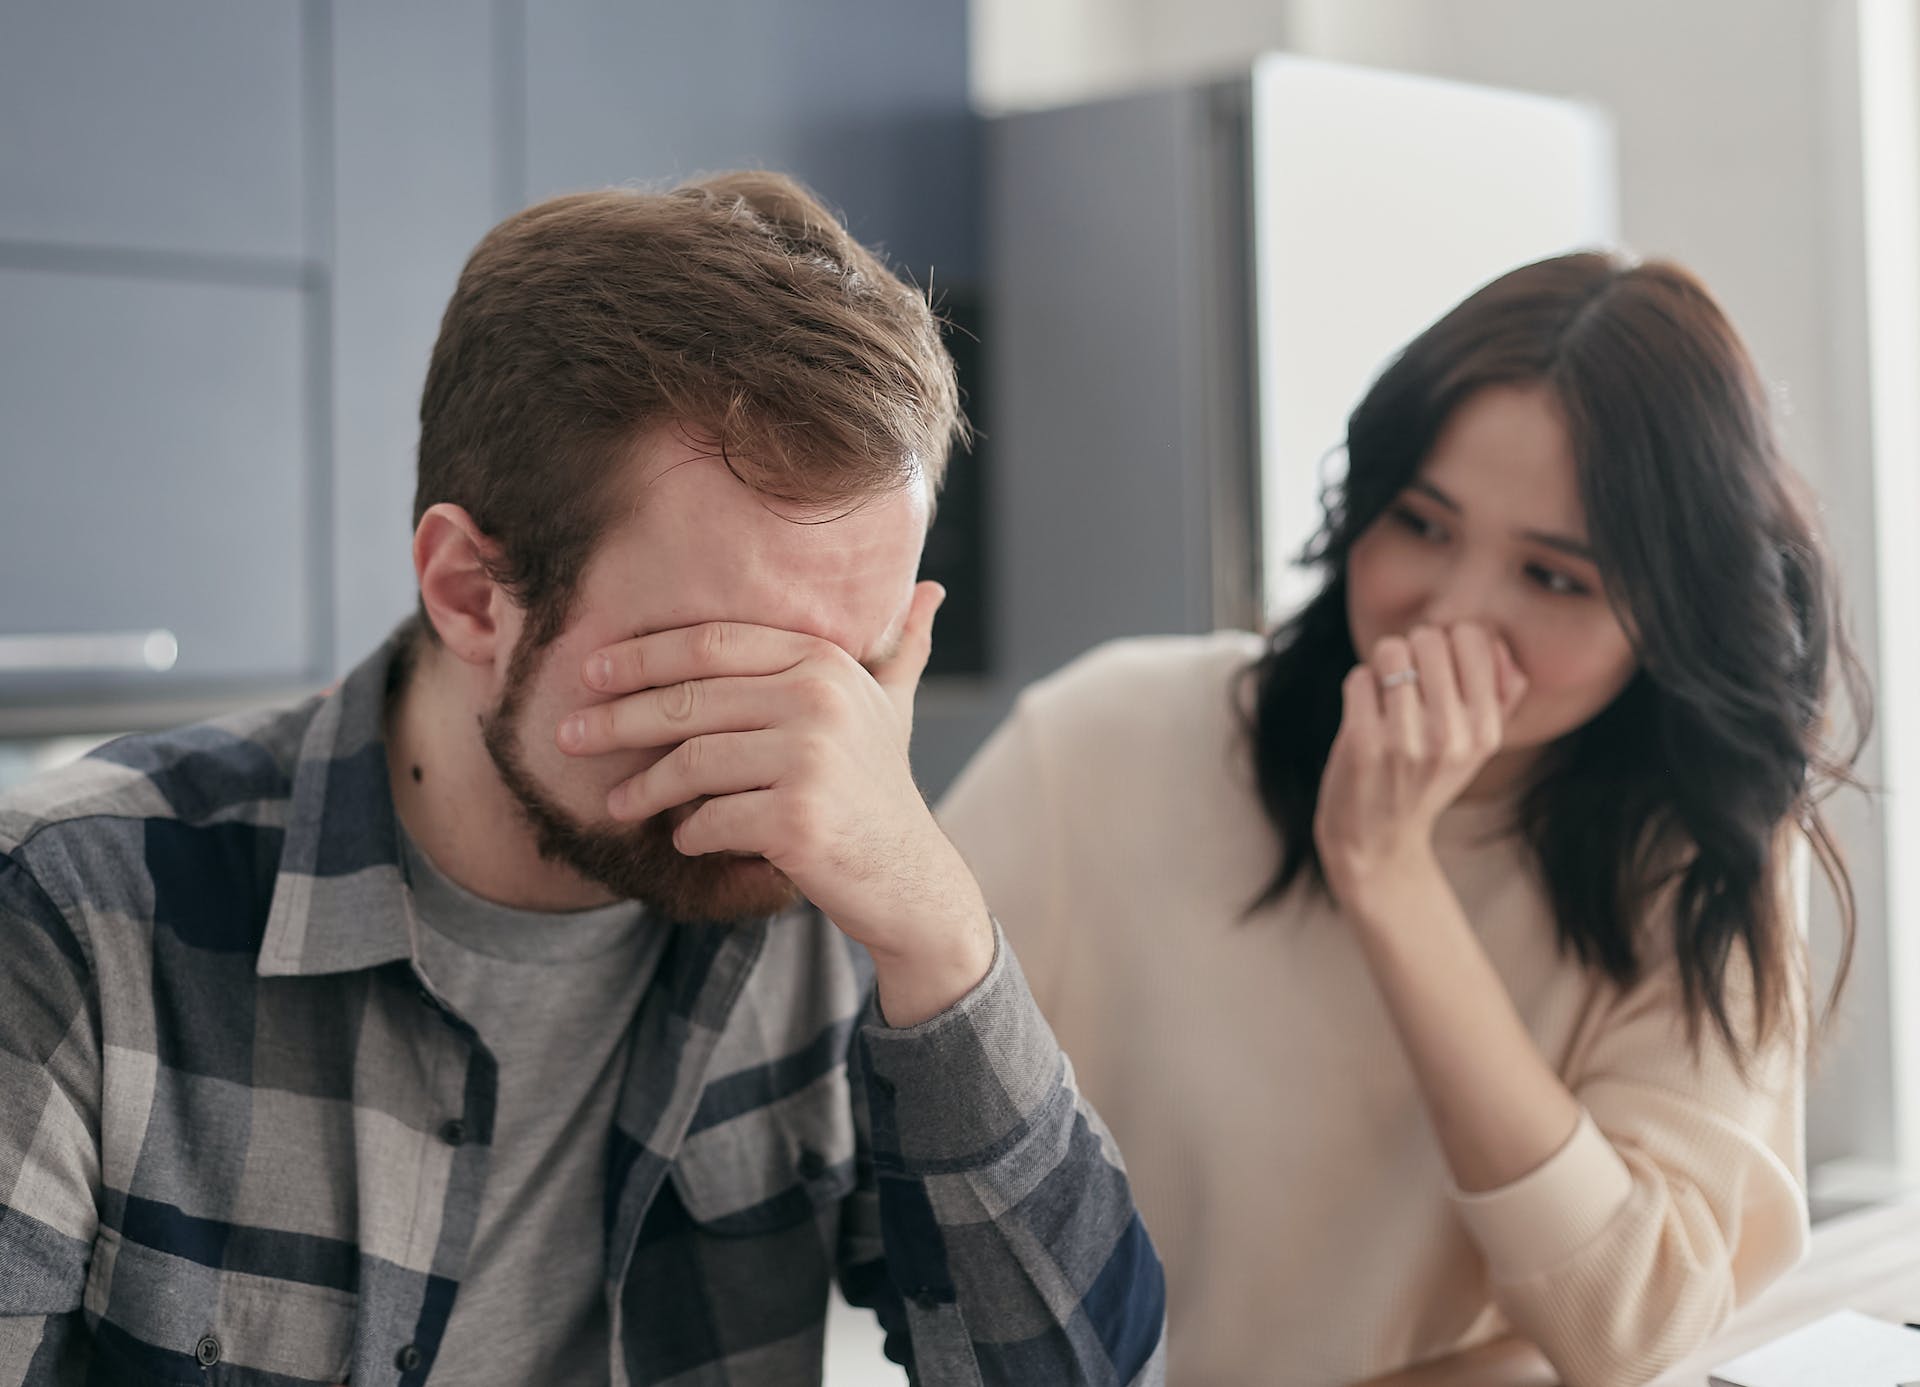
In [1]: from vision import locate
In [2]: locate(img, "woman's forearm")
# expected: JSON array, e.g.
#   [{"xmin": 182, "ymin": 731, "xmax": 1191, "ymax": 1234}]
[
  {"xmin": 1345, "ymin": 852, "xmax": 1583, "ymax": 1193},
  {"xmin": 1353, "ymin": 1334, "xmax": 1559, "ymax": 1387}
]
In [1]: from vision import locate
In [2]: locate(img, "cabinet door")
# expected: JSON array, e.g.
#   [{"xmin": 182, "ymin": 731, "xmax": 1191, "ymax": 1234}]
[
  {"xmin": 523, "ymin": 0, "xmax": 977, "ymax": 275},
  {"xmin": 0, "ymin": 267, "xmax": 314, "ymax": 695},
  {"xmin": 0, "ymin": 0, "xmax": 307, "ymax": 260},
  {"xmin": 327, "ymin": 0, "xmax": 502, "ymax": 667}
]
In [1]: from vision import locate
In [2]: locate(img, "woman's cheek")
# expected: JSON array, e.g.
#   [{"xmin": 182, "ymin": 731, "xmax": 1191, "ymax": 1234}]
[
  {"xmin": 1346, "ymin": 536, "xmax": 1431, "ymax": 646},
  {"xmin": 1505, "ymin": 614, "xmax": 1636, "ymax": 742}
]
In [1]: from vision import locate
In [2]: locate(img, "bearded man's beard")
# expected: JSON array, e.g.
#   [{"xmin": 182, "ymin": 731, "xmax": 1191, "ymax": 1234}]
[{"xmin": 479, "ymin": 627, "xmax": 800, "ymax": 924}]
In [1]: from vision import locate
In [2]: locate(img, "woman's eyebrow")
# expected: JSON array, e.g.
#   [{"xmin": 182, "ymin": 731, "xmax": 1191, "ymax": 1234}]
[
  {"xmin": 1409, "ymin": 478, "xmax": 1461, "ymax": 512},
  {"xmin": 1409, "ymin": 479, "xmax": 1596, "ymax": 562},
  {"xmin": 1523, "ymin": 531, "xmax": 1598, "ymax": 562}
]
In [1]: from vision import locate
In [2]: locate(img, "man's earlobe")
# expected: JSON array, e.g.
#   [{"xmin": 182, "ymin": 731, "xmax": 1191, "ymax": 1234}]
[{"xmin": 415, "ymin": 503, "xmax": 503, "ymax": 666}]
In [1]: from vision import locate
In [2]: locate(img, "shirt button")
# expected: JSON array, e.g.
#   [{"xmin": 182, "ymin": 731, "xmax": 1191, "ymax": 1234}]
[
  {"xmin": 439, "ymin": 1119, "xmax": 466, "ymax": 1146},
  {"xmin": 395, "ymin": 1343, "xmax": 424, "ymax": 1371},
  {"xmin": 194, "ymin": 1334, "xmax": 221, "ymax": 1366},
  {"xmin": 912, "ymin": 1290, "xmax": 941, "ymax": 1312},
  {"xmin": 796, "ymin": 1147, "xmax": 828, "ymax": 1180}
]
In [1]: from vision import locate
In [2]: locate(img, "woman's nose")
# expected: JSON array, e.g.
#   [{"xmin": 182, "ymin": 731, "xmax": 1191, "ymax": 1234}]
[{"xmin": 1419, "ymin": 563, "xmax": 1503, "ymax": 635}]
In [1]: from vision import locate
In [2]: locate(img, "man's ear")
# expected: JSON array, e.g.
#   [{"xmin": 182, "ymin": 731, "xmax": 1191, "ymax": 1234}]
[{"xmin": 414, "ymin": 503, "xmax": 509, "ymax": 666}]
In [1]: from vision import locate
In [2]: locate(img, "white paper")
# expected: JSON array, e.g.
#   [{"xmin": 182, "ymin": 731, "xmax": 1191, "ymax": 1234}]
[{"xmin": 1710, "ymin": 1310, "xmax": 1920, "ymax": 1387}]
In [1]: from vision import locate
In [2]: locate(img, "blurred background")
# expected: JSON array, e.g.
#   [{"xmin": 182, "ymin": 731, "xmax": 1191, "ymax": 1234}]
[{"xmin": 1, "ymin": 0, "xmax": 1916, "ymax": 1358}]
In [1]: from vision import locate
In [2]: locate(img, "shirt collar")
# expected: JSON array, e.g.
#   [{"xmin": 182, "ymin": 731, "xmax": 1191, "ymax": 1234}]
[{"xmin": 257, "ymin": 623, "xmax": 419, "ymax": 978}]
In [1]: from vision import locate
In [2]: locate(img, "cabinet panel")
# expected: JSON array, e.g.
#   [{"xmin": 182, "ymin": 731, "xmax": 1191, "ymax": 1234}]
[
  {"xmin": 328, "ymin": 0, "xmax": 502, "ymax": 665},
  {"xmin": 0, "ymin": 1, "xmax": 307, "ymax": 260},
  {"xmin": 523, "ymin": 0, "xmax": 977, "ymax": 275},
  {"xmin": 0, "ymin": 267, "xmax": 313, "ymax": 694}
]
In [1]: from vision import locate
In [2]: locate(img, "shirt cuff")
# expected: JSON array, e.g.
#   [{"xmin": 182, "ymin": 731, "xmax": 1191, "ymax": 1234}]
[
  {"xmin": 1450, "ymin": 1110, "xmax": 1635, "ymax": 1282},
  {"xmin": 858, "ymin": 919, "xmax": 1069, "ymax": 1172}
]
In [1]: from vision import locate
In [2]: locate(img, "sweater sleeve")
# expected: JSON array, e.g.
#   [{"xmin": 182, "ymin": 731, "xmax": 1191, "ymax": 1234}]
[{"xmin": 1448, "ymin": 943, "xmax": 1807, "ymax": 1387}]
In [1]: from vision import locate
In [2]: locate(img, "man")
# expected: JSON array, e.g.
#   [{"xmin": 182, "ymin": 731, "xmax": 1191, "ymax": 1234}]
[{"xmin": 0, "ymin": 173, "xmax": 1165, "ymax": 1386}]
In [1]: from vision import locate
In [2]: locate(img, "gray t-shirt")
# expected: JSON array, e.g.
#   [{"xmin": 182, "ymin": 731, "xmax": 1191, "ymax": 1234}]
[{"xmin": 402, "ymin": 832, "xmax": 666, "ymax": 1387}]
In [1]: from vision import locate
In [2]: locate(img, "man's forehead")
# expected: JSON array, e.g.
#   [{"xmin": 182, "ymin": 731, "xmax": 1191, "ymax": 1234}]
[
  {"xmin": 625, "ymin": 420, "xmax": 932, "ymax": 508},
  {"xmin": 584, "ymin": 583, "xmax": 911, "ymax": 672},
  {"xmin": 588, "ymin": 502, "xmax": 917, "ymax": 664},
  {"xmin": 698, "ymin": 568, "xmax": 913, "ymax": 666}
]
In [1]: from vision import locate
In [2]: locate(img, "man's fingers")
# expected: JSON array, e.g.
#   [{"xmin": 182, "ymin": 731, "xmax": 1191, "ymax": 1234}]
[
  {"xmin": 671, "ymin": 789, "xmax": 784, "ymax": 858},
  {"xmin": 869, "ymin": 582, "xmax": 944, "ymax": 697},
  {"xmin": 583, "ymin": 621, "xmax": 817, "ymax": 695},
  {"xmin": 868, "ymin": 581, "xmax": 944, "ymax": 728},
  {"xmin": 608, "ymin": 729, "xmax": 787, "ymax": 822},
  {"xmin": 560, "ymin": 676, "xmax": 786, "ymax": 756}
]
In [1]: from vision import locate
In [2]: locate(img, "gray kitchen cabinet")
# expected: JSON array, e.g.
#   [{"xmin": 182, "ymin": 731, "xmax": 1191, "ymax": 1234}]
[
  {"xmin": 0, "ymin": 0, "xmax": 976, "ymax": 750},
  {"xmin": 326, "ymin": 0, "xmax": 502, "ymax": 667},
  {"xmin": 0, "ymin": 0, "xmax": 320, "ymax": 728},
  {"xmin": 523, "ymin": 0, "xmax": 978, "ymax": 277},
  {"xmin": 0, "ymin": 267, "xmax": 315, "ymax": 701},
  {"xmin": 0, "ymin": 0, "xmax": 309, "ymax": 262}
]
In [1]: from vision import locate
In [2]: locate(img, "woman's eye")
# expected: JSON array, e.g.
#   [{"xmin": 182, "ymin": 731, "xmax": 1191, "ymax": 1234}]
[
  {"xmin": 1529, "ymin": 565, "xmax": 1589, "ymax": 597},
  {"xmin": 1392, "ymin": 507, "xmax": 1445, "ymax": 542}
]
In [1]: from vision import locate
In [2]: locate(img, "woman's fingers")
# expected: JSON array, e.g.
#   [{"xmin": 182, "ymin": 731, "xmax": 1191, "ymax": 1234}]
[
  {"xmin": 1371, "ymin": 623, "xmax": 1523, "ymax": 764},
  {"xmin": 1371, "ymin": 635, "xmax": 1424, "ymax": 755},
  {"xmin": 1339, "ymin": 661, "xmax": 1384, "ymax": 747},
  {"xmin": 1494, "ymin": 638, "xmax": 1530, "ymax": 719},
  {"xmin": 1448, "ymin": 624, "xmax": 1504, "ymax": 751},
  {"xmin": 1408, "ymin": 627, "xmax": 1467, "ymax": 752},
  {"xmin": 1408, "ymin": 626, "xmax": 1465, "ymax": 706}
]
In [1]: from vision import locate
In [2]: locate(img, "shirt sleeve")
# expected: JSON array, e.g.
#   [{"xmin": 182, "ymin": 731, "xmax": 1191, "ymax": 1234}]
[
  {"xmin": 853, "ymin": 923, "xmax": 1167, "ymax": 1386},
  {"xmin": 1449, "ymin": 942, "xmax": 1808, "ymax": 1387},
  {"xmin": 0, "ymin": 849, "xmax": 103, "ymax": 1387}
]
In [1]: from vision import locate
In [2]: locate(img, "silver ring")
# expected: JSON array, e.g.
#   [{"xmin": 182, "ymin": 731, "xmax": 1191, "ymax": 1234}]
[{"xmin": 1378, "ymin": 669, "xmax": 1420, "ymax": 691}]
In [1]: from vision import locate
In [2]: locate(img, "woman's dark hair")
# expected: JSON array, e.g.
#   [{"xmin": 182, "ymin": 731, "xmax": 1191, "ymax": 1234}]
[{"xmin": 1246, "ymin": 250, "xmax": 1867, "ymax": 1059}]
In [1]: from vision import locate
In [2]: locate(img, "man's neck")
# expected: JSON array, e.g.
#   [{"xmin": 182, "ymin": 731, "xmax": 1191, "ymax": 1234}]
[{"xmin": 385, "ymin": 643, "xmax": 616, "ymax": 913}]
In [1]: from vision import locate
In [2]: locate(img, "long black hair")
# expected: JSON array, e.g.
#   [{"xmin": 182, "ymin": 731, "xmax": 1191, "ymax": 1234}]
[{"xmin": 1246, "ymin": 251, "xmax": 1867, "ymax": 1059}]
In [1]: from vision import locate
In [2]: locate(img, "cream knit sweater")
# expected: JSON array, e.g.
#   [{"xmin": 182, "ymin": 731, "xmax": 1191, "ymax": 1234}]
[{"xmin": 937, "ymin": 632, "xmax": 1807, "ymax": 1387}]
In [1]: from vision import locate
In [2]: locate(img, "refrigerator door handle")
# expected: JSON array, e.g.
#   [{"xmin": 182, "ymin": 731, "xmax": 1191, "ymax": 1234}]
[{"xmin": 0, "ymin": 629, "xmax": 181, "ymax": 673}]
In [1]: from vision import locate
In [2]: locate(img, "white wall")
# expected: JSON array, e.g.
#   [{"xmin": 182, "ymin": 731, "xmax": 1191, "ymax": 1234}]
[
  {"xmin": 972, "ymin": 0, "xmax": 1915, "ymax": 1192},
  {"xmin": 1857, "ymin": 0, "xmax": 1920, "ymax": 1186}
]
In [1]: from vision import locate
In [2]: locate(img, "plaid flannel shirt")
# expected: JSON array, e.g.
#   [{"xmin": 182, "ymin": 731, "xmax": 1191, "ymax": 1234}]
[{"xmin": 0, "ymin": 630, "xmax": 1166, "ymax": 1386}]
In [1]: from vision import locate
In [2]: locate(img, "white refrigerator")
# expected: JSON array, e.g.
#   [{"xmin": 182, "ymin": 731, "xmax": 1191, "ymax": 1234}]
[{"xmin": 975, "ymin": 53, "xmax": 1615, "ymax": 699}]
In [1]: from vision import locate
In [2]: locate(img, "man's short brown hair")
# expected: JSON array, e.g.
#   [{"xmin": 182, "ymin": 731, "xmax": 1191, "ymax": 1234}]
[{"xmin": 415, "ymin": 170, "xmax": 965, "ymax": 648}]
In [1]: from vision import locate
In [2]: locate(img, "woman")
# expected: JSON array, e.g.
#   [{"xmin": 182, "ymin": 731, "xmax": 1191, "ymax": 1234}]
[{"xmin": 938, "ymin": 251, "xmax": 1864, "ymax": 1386}]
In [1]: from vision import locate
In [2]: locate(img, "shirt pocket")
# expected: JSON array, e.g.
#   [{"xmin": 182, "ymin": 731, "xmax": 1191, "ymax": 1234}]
[
  {"xmin": 668, "ymin": 1059, "xmax": 859, "ymax": 1236},
  {"xmin": 84, "ymin": 1225, "xmax": 356, "ymax": 1386}
]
